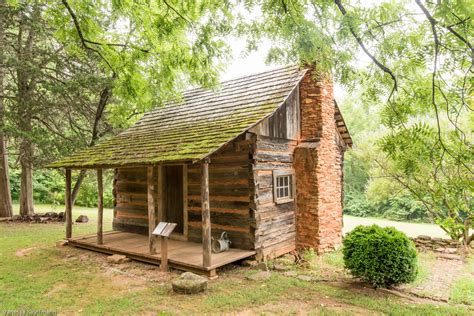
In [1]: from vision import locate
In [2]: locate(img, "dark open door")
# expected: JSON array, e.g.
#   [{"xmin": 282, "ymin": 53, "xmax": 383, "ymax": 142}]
[{"xmin": 163, "ymin": 165, "xmax": 184, "ymax": 234}]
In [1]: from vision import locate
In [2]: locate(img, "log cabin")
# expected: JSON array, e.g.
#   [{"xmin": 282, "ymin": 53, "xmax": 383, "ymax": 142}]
[{"xmin": 49, "ymin": 65, "xmax": 352, "ymax": 277}]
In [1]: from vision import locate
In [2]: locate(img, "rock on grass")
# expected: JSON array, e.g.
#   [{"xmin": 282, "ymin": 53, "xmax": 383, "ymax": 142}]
[{"xmin": 172, "ymin": 272, "xmax": 208, "ymax": 294}]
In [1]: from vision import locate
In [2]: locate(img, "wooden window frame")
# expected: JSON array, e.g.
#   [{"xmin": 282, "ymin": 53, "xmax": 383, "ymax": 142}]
[{"xmin": 272, "ymin": 170, "xmax": 295, "ymax": 204}]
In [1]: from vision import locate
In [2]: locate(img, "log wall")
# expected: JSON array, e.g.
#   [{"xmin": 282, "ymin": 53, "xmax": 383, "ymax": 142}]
[
  {"xmin": 187, "ymin": 135, "xmax": 255, "ymax": 250},
  {"xmin": 113, "ymin": 167, "xmax": 157, "ymax": 234},
  {"xmin": 252, "ymin": 135, "xmax": 298, "ymax": 260},
  {"xmin": 112, "ymin": 135, "xmax": 255, "ymax": 251}
]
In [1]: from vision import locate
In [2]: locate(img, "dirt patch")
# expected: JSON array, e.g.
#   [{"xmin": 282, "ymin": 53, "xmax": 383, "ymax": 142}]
[
  {"xmin": 15, "ymin": 246, "xmax": 40, "ymax": 257},
  {"xmin": 104, "ymin": 268, "xmax": 149, "ymax": 292},
  {"xmin": 46, "ymin": 283, "xmax": 68, "ymax": 297}
]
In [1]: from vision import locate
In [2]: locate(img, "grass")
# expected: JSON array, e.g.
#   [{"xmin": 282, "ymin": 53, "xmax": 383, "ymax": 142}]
[
  {"xmin": 1, "ymin": 204, "xmax": 473, "ymax": 315},
  {"xmin": 411, "ymin": 252, "xmax": 437, "ymax": 287},
  {"xmin": 450, "ymin": 257, "xmax": 474, "ymax": 305},
  {"xmin": 343, "ymin": 215, "xmax": 450, "ymax": 238}
]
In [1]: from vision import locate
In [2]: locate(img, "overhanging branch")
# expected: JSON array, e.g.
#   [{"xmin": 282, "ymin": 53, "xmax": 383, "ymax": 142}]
[{"xmin": 334, "ymin": 0, "xmax": 398, "ymax": 101}]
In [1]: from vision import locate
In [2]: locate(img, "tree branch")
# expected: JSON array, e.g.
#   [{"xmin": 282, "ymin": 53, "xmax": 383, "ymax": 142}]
[
  {"xmin": 163, "ymin": 0, "xmax": 193, "ymax": 25},
  {"xmin": 61, "ymin": 0, "xmax": 115, "ymax": 72},
  {"xmin": 334, "ymin": 0, "xmax": 398, "ymax": 101}
]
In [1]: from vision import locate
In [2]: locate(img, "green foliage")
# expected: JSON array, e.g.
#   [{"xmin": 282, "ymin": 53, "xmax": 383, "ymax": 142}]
[
  {"xmin": 74, "ymin": 171, "xmax": 114, "ymax": 208},
  {"xmin": 344, "ymin": 194, "xmax": 428, "ymax": 222},
  {"xmin": 54, "ymin": 0, "xmax": 235, "ymax": 125},
  {"xmin": 342, "ymin": 225, "xmax": 418, "ymax": 288},
  {"xmin": 302, "ymin": 248, "xmax": 317, "ymax": 262},
  {"xmin": 9, "ymin": 169, "xmax": 113, "ymax": 209}
]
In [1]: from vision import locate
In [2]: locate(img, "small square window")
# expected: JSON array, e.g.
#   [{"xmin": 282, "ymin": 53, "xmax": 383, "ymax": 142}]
[{"xmin": 273, "ymin": 170, "xmax": 294, "ymax": 204}]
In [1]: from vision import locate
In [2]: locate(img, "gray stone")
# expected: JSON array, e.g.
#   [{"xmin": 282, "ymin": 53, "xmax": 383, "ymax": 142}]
[
  {"xmin": 297, "ymin": 275, "xmax": 313, "ymax": 282},
  {"xmin": 246, "ymin": 271, "xmax": 272, "ymax": 281},
  {"xmin": 172, "ymin": 272, "xmax": 208, "ymax": 294},
  {"xmin": 444, "ymin": 248, "xmax": 458, "ymax": 254},
  {"xmin": 273, "ymin": 263, "xmax": 290, "ymax": 272},
  {"xmin": 75, "ymin": 215, "xmax": 89, "ymax": 223},
  {"xmin": 438, "ymin": 253, "xmax": 462, "ymax": 261},
  {"xmin": 417, "ymin": 235, "xmax": 431, "ymax": 240},
  {"xmin": 106, "ymin": 254, "xmax": 130, "ymax": 264},
  {"xmin": 56, "ymin": 240, "xmax": 68, "ymax": 247},
  {"xmin": 283, "ymin": 271, "xmax": 298, "ymax": 277}
]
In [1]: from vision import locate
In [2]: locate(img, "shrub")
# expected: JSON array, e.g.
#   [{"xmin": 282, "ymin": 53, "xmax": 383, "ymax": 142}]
[{"xmin": 342, "ymin": 224, "xmax": 418, "ymax": 288}]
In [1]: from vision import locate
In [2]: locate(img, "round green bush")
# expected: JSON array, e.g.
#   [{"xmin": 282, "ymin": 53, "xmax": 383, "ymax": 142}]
[{"xmin": 342, "ymin": 224, "xmax": 418, "ymax": 288}]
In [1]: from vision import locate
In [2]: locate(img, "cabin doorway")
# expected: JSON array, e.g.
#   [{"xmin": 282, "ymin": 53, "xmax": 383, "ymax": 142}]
[{"xmin": 163, "ymin": 165, "xmax": 185, "ymax": 236}]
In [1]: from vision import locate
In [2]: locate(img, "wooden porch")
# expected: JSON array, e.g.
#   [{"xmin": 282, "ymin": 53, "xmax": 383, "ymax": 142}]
[{"xmin": 68, "ymin": 231, "xmax": 255, "ymax": 277}]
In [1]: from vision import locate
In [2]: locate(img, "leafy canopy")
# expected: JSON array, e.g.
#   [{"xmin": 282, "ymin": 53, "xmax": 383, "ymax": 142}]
[{"xmin": 54, "ymin": 0, "xmax": 235, "ymax": 126}]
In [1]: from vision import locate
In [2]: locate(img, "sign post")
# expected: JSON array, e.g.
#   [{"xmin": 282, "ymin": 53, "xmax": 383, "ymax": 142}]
[{"xmin": 152, "ymin": 222, "xmax": 177, "ymax": 272}]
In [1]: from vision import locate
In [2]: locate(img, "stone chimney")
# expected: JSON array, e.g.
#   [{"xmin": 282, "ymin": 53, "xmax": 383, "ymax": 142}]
[{"xmin": 294, "ymin": 66, "xmax": 343, "ymax": 253}]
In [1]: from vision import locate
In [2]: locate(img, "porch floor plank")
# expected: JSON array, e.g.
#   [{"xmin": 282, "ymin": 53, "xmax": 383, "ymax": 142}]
[{"xmin": 68, "ymin": 231, "xmax": 255, "ymax": 275}]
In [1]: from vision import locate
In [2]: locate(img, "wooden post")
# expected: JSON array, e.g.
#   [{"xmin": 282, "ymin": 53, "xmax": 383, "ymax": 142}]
[
  {"xmin": 97, "ymin": 169, "xmax": 103, "ymax": 245},
  {"xmin": 160, "ymin": 236, "xmax": 168, "ymax": 272},
  {"xmin": 183, "ymin": 164, "xmax": 188, "ymax": 238},
  {"xmin": 157, "ymin": 164, "xmax": 163, "ymax": 222},
  {"xmin": 65, "ymin": 169, "xmax": 72, "ymax": 239},
  {"xmin": 201, "ymin": 158, "xmax": 211, "ymax": 267},
  {"xmin": 147, "ymin": 166, "xmax": 156, "ymax": 254}
]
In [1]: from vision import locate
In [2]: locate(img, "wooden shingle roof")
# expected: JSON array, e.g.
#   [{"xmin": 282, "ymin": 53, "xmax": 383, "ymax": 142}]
[
  {"xmin": 49, "ymin": 66, "xmax": 308, "ymax": 169},
  {"xmin": 334, "ymin": 101, "xmax": 353, "ymax": 147}
]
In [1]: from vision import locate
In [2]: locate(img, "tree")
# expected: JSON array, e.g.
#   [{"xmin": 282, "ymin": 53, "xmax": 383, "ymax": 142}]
[
  {"xmin": 1, "ymin": 0, "xmax": 235, "ymax": 213},
  {"xmin": 242, "ymin": 0, "xmax": 473, "ymax": 245},
  {"xmin": 0, "ymin": 0, "xmax": 13, "ymax": 217},
  {"xmin": 1, "ymin": 1, "xmax": 112, "ymax": 214}
]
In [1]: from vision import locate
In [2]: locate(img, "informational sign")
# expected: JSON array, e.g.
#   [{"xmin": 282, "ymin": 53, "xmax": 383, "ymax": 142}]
[{"xmin": 152, "ymin": 222, "xmax": 177, "ymax": 237}]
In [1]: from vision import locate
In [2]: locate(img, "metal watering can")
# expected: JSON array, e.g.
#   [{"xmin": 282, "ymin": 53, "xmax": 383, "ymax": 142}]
[{"xmin": 211, "ymin": 232, "xmax": 231, "ymax": 253}]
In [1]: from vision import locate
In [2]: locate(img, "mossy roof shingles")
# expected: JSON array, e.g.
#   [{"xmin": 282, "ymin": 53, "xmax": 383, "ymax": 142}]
[{"xmin": 49, "ymin": 65, "xmax": 307, "ymax": 168}]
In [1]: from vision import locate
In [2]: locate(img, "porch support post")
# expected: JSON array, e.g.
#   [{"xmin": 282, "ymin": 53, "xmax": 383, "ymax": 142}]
[
  {"xmin": 201, "ymin": 158, "xmax": 211, "ymax": 267},
  {"xmin": 157, "ymin": 164, "xmax": 163, "ymax": 222},
  {"xmin": 97, "ymin": 168, "xmax": 103, "ymax": 245},
  {"xmin": 160, "ymin": 236, "xmax": 168, "ymax": 272},
  {"xmin": 147, "ymin": 166, "xmax": 157, "ymax": 254},
  {"xmin": 65, "ymin": 169, "xmax": 72, "ymax": 239}
]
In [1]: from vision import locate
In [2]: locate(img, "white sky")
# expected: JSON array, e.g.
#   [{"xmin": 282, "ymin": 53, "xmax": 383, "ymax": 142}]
[
  {"xmin": 221, "ymin": 39, "xmax": 350, "ymax": 100},
  {"xmin": 220, "ymin": 38, "xmax": 276, "ymax": 80}
]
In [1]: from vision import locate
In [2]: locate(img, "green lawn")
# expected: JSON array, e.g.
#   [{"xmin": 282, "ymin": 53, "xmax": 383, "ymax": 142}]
[
  {"xmin": 1, "ymin": 204, "xmax": 472, "ymax": 315},
  {"xmin": 343, "ymin": 215, "xmax": 450, "ymax": 238},
  {"xmin": 451, "ymin": 257, "xmax": 474, "ymax": 305}
]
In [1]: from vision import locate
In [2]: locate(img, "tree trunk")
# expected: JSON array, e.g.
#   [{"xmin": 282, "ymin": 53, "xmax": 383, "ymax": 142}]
[
  {"xmin": 19, "ymin": 136, "xmax": 34, "ymax": 215},
  {"xmin": 71, "ymin": 85, "xmax": 112, "ymax": 204},
  {"xmin": 0, "ymin": 0, "xmax": 13, "ymax": 217},
  {"xmin": 0, "ymin": 136, "xmax": 12, "ymax": 217},
  {"xmin": 17, "ymin": 6, "xmax": 37, "ymax": 215},
  {"xmin": 463, "ymin": 219, "xmax": 472, "ymax": 250}
]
